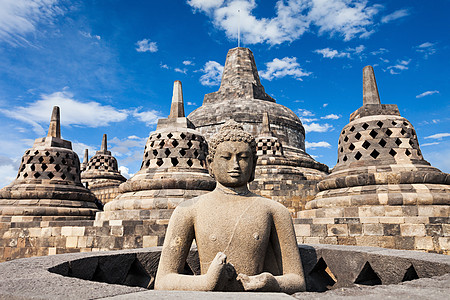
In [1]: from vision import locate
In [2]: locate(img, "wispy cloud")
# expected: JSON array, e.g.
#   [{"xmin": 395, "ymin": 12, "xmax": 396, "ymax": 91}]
[
  {"xmin": 79, "ymin": 31, "xmax": 101, "ymax": 40},
  {"xmin": 424, "ymin": 133, "xmax": 450, "ymax": 140},
  {"xmin": 183, "ymin": 60, "xmax": 194, "ymax": 66},
  {"xmin": 174, "ymin": 68, "xmax": 187, "ymax": 74},
  {"xmin": 314, "ymin": 45, "xmax": 365, "ymax": 59},
  {"xmin": 187, "ymin": 102, "xmax": 197, "ymax": 106},
  {"xmin": 321, "ymin": 114, "xmax": 341, "ymax": 120},
  {"xmin": 416, "ymin": 90, "xmax": 439, "ymax": 98},
  {"xmin": 200, "ymin": 61, "xmax": 224, "ymax": 86},
  {"xmin": 132, "ymin": 109, "xmax": 163, "ymax": 126},
  {"xmin": 0, "ymin": 0, "xmax": 66, "ymax": 46},
  {"xmin": 305, "ymin": 141, "xmax": 331, "ymax": 149},
  {"xmin": 421, "ymin": 142, "xmax": 440, "ymax": 147},
  {"xmin": 297, "ymin": 109, "xmax": 315, "ymax": 117},
  {"xmin": 259, "ymin": 57, "xmax": 311, "ymax": 81},
  {"xmin": 136, "ymin": 38, "xmax": 158, "ymax": 53},
  {"xmin": 387, "ymin": 59, "xmax": 411, "ymax": 74},
  {"xmin": 0, "ymin": 90, "xmax": 128, "ymax": 135},
  {"xmin": 370, "ymin": 48, "xmax": 388, "ymax": 55},
  {"xmin": 416, "ymin": 42, "xmax": 437, "ymax": 58},
  {"xmin": 187, "ymin": 0, "xmax": 382, "ymax": 45},
  {"xmin": 160, "ymin": 63, "xmax": 169, "ymax": 69},
  {"xmin": 381, "ymin": 9, "xmax": 410, "ymax": 23}
]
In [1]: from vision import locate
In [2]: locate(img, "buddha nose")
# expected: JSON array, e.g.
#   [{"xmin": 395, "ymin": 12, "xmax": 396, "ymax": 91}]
[{"xmin": 232, "ymin": 156, "xmax": 240, "ymax": 170}]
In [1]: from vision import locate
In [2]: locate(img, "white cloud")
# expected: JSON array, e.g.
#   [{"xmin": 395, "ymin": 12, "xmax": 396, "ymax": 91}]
[
  {"xmin": 0, "ymin": 0, "xmax": 65, "ymax": 46},
  {"xmin": 187, "ymin": 102, "xmax": 197, "ymax": 106},
  {"xmin": 322, "ymin": 103, "xmax": 328, "ymax": 108},
  {"xmin": 321, "ymin": 114, "xmax": 341, "ymax": 120},
  {"xmin": 187, "ymin": 0, "xmax": 382, "ymax": 45},
  {"xmin": 200, "ymin": 61, "xmax": 224, "ymax": 86},
  {"xmin": 118, "ymin": 166, "xmax": 134, "ymax": 179},
  {"xmin": 128, "ymin": 135, "xmax": 141, "ymax": 140},
  {"xmin": 381, "ymin": 9, "xmax": 409, "ymax": 23},
  {"xmin": 79, "ymin": 31, "xmax": 101, "ymax": 40},
  {"xmin": 0, "ymin": 155, "xmax": 18, "ymax": 188},
  {"xmin": 370, "ymin": 48, "xmax": 388, "ymax": 55},
  {"xmin": 314, "ymin": 45, "xmax": 365, "ymax": 59},
  {"xmin": 174, "ymin": 68, "xmax": 187, "ymax": 74},
  {"xmin": 421, "ymin": 142, "xmax": 440, "ymax": 147},
  {"xmin": 296, "ymin": 108, "xmax": 315, "ymax": 117},
  {"xmin": 424, "ymin": 133, "xmax": 450, "ymax": 140},
  {"xmin": 305, "ymin": 141, "xmax": 331, "ymax": 149},
  {"xmin": 160, "ymin": 63, "xmax": 169, "ymax": 69},
  {"xmin": 416, "ymin": 42, "xmax": 436, "ymax": 58},
  {"xmin": 72, "ymin": 141, "xmax": 97, "ymax": 161},
  {"xmin": 300, "ymin": 117, "xmax": 318, "ymax": 123},
  {"xmin": 260, "ymin": 57, "xmax": 311, "ymax": 81},
  {"xmin": 183, "ymin": 60, "xmax": 194, "ymax": 66},
  {"xmin": 387, "ymin": 59, "xmax": 410, "ymax": 75},
  {"xmin": 136, "ymin": 38, "xmax": 158, "ymax": 53},
  {"xmin": 416, "ymin": 90, "xmax": 439, "ymax": 98},
  {"xmin": 109, "ymin": 136, "xmax": 147, "ymax": 157},
  {"xmin": 303, "ymin": 122, "xmax": 333, "ymax": 133},
  {"xmin": 132, "ymin": 109, "xmax": 163, "ymax": 126},
  {"xmin": 0, "ymin": 90, "xmax": 128, "ymax": 135}
]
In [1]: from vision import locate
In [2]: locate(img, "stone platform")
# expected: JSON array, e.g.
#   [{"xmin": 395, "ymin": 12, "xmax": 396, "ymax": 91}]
[{"xmin": 0, "ymin": 244, "xmax": 449, "ymax": 299}]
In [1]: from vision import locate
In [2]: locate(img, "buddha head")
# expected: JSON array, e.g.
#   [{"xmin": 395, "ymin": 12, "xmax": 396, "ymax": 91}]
[{"xmin": 207, "ymin": 120, "xmax": 257, "ymax": 187}]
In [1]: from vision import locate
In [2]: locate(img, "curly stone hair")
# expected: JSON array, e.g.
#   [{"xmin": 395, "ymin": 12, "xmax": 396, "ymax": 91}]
[{"xmin": 207, "ymin": 120, "xmax": 257, "ymax": 182}]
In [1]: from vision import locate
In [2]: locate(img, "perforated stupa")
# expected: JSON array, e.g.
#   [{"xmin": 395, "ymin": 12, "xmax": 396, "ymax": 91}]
[{"xmin": 0, "ymin": 106, "xmax": 98, "ymax": 220}]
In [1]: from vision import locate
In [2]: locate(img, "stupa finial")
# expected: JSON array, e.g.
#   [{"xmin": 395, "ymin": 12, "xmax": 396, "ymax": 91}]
[
  {"xmin": 47, "ymin": 106, "xmax": 61, "ymax": 138},
  {"xmin": 83, "ymin": 149, "xmax": 89, "ymax": 164},
  {"xmin": 363, "ymin": 66, "xmax": 381, "ymax": 105},
  {"xmin": 261, "ymin": 112, "xmax": 273, "ymax": 136},
  {"xmin": 169, "ymin": 80, "xmax": 185, "ymax": 118},
  {"xmin": 101, "ymin": 134, "xmax": 107, "ymax": 152}
]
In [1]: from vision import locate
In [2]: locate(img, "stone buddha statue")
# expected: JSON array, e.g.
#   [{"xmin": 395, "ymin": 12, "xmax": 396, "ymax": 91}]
[{"xmin": 155, "ymin": 120, "xmax": 305, "ymax": 293}]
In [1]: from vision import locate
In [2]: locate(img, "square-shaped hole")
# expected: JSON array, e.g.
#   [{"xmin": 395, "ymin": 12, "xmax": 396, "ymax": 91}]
[
  {"xmin": 362, "ymin": 123, "xmax": 369, "ymax": 130},
  {"xmin": 344, "ymin": 136, "xmax": 349, "ymax": 142},
  {"xmin": 362, "ymin": 141, "xmax": 371, "ymax": 149},
  {"xmin": 392, "ymin": 121, "xmax": 397, "ymax": 126},
  {"xmin": 355, "ymin": 152, "xmax": 362, "ymax": 160},
  {"xmin": 355, "ymin": 133, "xmax": 362, "ymax": 140},
  {"xmin": 370, "ymin": 149, "xmax": 380, "ymax": 159},
  {"xmin": 369, "ymin": 129, "xmax": 378, "ymax": 138},
  {"xmin": 379, "ymin": 139, "xmax": 387, "ymax": 147},
  {"xmin": 350, "ymin": 126, "xmax": 355, "ymax": 132},
  {"xmin": 349, "ymin": 144, "xmax": 355, "ymax": 151},
  {"xmin": 377, "ymin": 121, "xmax": 383, "ymax": 128}
]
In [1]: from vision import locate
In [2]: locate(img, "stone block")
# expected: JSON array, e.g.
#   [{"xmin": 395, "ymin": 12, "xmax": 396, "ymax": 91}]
[
  {"xmin": 425, "ymin": 225, "xmax": 443, "ymax": 237},
  {"xmin": 313, "ymin": 218, "xmax": 334, "ymax": 224},
  {"xmin": 359, "ymin": 217, "xmax": 379, "ymax": 223},
  {"xmin": 404, "ymin": 217, "xmax": 429, "ymax": 224},
  {"xmin": 72, "ymin": 227, "xmax": 85, "ymax": 237},
  {"xmin": 304, "ymin": 237, "xmax": 320, "ymax": 244},
  {"xmin": 443, "ymin": 225, "xmax": 450, "ymax": 237},
  {"xmin": 378, "ymin": 236, "xmax": 396, "ymax": 249},
  {"xmin": 28, "ymin": 228, "xmax": 41, "ymax": 237},
  {"xmin": 310, "ymin": 224, "xmax": 327, "ymax": 237},
  {"xmin": 383, "ymin": 224, "xmax": 400, "ymax": 236},
  {"xmin": 61, "ymin": 227, "xmax": 72, "ymax": 236},
  {"xmin": 349, "ymin": 224, "xmax": 363, "ymax": 236},
  {"xmin": 41, "ymin": 228, "xmax": 52, "ymax": 237},
  {"xmin": 110, "ymin": 226, "xmax": 124, "ymax": 237},
  {"xmin": 415, "ymin": 237, "xmax": 434, "ymax": 250},
  {"xmin": 379, "ymin": 217, "xmax": 405, "ymax": 224},
  {"xmin": 337, "ymin": 237, "xmax": 357, "ymax": 246},
  {"xmin": 327, "ymin": 224, "xmax": 348, "ymax": 236},
  {"xmin": 401, "ymin": 224, "xmax": 425, "ymax": 237},
  {"xmin": 66, "ymin": 236, "xmax": 78, "ymax": 248},
  {"xmin": 363, "ymin": 224, "xmax": 383, "ymax": 236},
  {"xmin": 439, "ymin": 237, "xmax": 450, "ymax": 250},
  {"xmin": 143, "ymin": 236, "xmax": 158, "ymax": 248},
  {"xmin": 294, "ymin": 224, "xmax": 311, "ymax": 237},
  {"xmin": 355, "ymin": 236, "xmax": 378, "ymax": 247},
  {"xmin": 385, "ymin": 206, "xmax": 403, "ymax": 216}
]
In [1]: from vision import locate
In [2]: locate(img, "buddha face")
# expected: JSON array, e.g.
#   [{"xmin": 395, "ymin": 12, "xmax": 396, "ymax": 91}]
[{"xmin": 210, "ymin": 141, "xmax": 255, "ymax": 187}]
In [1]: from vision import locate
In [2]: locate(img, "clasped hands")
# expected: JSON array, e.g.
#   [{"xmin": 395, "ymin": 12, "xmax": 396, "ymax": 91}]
[{"xmin": 206, "ymin": 252, "xmax": 280, "ymax": 292}]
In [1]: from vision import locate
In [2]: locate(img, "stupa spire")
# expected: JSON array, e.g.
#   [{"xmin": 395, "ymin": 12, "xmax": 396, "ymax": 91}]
[
  {"xmin": 169, "ymin": 81, "xmax": 185, "ymax": 118},
  {"xmin": 363, "ymin": 66, "xmax": 381, "ymax": 105},
  {"xmin": 101, "ymin": 134, "xmax": 107, "ymax": 152},
  {"xmin": 83, "ymin": 149, "xmax": 89, "ymax": 164},
  {"xmin": 260, "ymin": 112, "xmax": 273, "ymax": 137},
  {"xmin": 47, "ymin": 106, "xmax": 61, "ymax": 138}
]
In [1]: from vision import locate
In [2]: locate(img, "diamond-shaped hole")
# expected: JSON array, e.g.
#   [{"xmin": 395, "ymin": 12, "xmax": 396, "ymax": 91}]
[
  {"xmin": 403, "ymin": 121, "xmax": 408, "ymax": 126},
  {"xmin": 187, "ymin": 159, "xmax": 193, "ymax": 167},
  {"xmin": 308, "ymin": 258, "xmax": 337, "ymax": 292},
  {"xmin": 41, "ymin": 164, "xmax": 48, "ymax": 171},
  {"xmin": 56, "ymin": 152, "xmax": 60, "ymax": 157},
  {"xmin": 405, "ymin": 149, "xmax": 411, "ymax": 156},
  {"xmin": 61, "ymin": 158, "xmax": 66, "ymax": 165},
  {"xmin": 172, "ymin": 140, "xmax": 179, "ymax": 147},
  {"xmin": 164, "ymin": 148, "xmax": 171, "ymax": 157},
  {"xmin": 193, "ymin": 150, "xmax": 199, "ymax": 157},
  {"xmin": 362, "ymin": 123, "xmax": 369, "ymax": 130},
  {"xmin": 47, "ymin": 172, "xmax": 54, "ymax": 179},
  {"xmin": 349, "ymin": 144, "xmax": 355, "ymax": 151},
  {"xmin": 369, "ymin": 129, "xmax": 378, "ymax": 138},
  {"xmin": 354, "ymin": 262, "xmax": 382, "ymax": 286},
  {"xmin": 389, "ymin": 149, "xmax": 397, "ymax": 157},
  {"xmin": 341, "ymin": 130, "xmax": 345, "ymax": 135},
  {"xmin": 55, "ymin": 165, "xmax": 61, "ymax": 172},
  {"xmin": 152, "ymin": 149, "xmax": 158, "ymax": 157},
  {"xmin": 355, "ymin": 133, "xmax": 362, "ymax": 140},
  {"xmin": 167, "ymin": 133, "xmax": 173, "ymax": 139},
  {"xmin": 180, "ymin": 133, "xmax": 186, "ymax": 139},
  {"xmin": 159, "ymin": 140, "xmax": 165, "ymax": 148},
  {"xmin": 171, "ymin": 157, "xmax": 179, "ymax": 166},
  {"xmin": 23, "ymin": 173, "xmax": 28, "ymax": 178},
  {"xmin": 386, "ymin": 129, "xmax": 393, "ymax": 136},
  {"xmin": 187, "ymin": 141, "xmax": 193, "ymax": 148},
  {"xmin": 49, "ymin": 157, "xmax": 54, "ymax": 164},
  {"xmin": 355, "ymin": 152, "xmax": 362, "ymax": 160},
  {"xmin": 156, "ymin": 158, "xmax": 163, "ymax": 167},
  {"xmin": 340, "ymin": 147, "xmax": 344, "ymax": 153},
  {"xmin": 33, "ymin": 172, "xmax": 41, "ymax": 178},
  {"xmin": 192, "ymin": 134, "xmax": 196, "ymax": 140},
  {"xmin": 30, "ymin": 164, "xmax": 36, "ymax": 171},
  {"xmin": 145, "ymin": 160, "xmax": 150, "ymax": 167},
  {"xmin": 343, "ymin": 155, "xmax": 348, "ymax": 162},
  {"xmin": 34, "ymin": 150, "xmax": 39, "ymax": 155},
  {"xmin": 395, "ymin": 138, "xmax": 402, "ymax": 146},
  {"xmin": 38, "ymin": 157, "xmax": 44, "ymax": 163},
  {"xmin": 61, "ymin": 174, "xmax": 66, "ymax": 180},
  {"xmin": 370, "ymin": 149, "xmax": 380, "ymax": 159},
  {"xmin": 377, "ymin": 121, "xmax": 383, "ymax": 128},
  {"xmin": 392, "ymin": 121, "xmax": 397, "ymax": 126},
  {"xmin": 349, "ymin": 126, "xmax": 355, "ymax": 132},
  {"xmin": 179, "ymin": 149, "xmax": 186, "ymax": 156},
  {"xmin": 400, "ymin": 128, "xmax": 406, "ymax": 135},
  {"xmin": 409, "ymin": 139, "xmax": 414, "ymax": 147},
  {"xmin": 344, "ymin": 136, "xmax": 349, "ymax": 142},
  {"xmin": 379, "ymin": 139, "xmax": 387, "ymax": 147},
  {"xmin": 362, "ymin": 141, "xmax": 371, "ymax": 149},
  {"xmin": 156, "ymin": 133, "xmax": 161, "ymax": 139}
]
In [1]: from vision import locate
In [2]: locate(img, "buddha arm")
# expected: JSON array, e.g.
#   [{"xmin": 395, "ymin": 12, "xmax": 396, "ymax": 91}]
[
  {"xmin": 270, "ymin": 206, "xmax": 306, "ymax": 294},
  {"xmin": 155, "ymin": 205, "xmax": 226, "ymax": 291}
]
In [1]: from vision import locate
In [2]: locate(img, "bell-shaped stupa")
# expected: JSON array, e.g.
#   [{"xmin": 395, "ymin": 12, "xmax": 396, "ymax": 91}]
[
  {"xmin": 296, "ymin": 66, "xmax": 450, "ymax": 253},
  {"xmin": 100, "ymin": 81, "xmax": 215, "ymax": 221},
  {"xmin": 0, "ymin": 106, "xmax": 98, "ymax": 220},
  {"xmin": 188, "ymin": 47, "xmax": 328, "ymax": 212},
  {"xmin": 81, "ymin": 134, "xmax": 126, "ymax": 205}
]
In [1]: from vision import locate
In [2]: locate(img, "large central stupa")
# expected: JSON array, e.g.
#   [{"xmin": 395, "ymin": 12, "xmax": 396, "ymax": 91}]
[{"xmin": 188, "ymin": 47, "xmax": 328, "ymax": 212}]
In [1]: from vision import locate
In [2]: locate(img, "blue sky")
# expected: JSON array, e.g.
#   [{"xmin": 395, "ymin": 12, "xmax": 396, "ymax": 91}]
[{"xmin": 0, "ymin": 0, "xmax": 449, "ymax": 187}]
